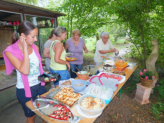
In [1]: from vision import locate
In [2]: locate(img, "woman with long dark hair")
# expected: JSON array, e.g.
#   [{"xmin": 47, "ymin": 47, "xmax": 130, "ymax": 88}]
[{"xmin": 3, "ymin": 21, "xmax": 47, "ymax": 123}]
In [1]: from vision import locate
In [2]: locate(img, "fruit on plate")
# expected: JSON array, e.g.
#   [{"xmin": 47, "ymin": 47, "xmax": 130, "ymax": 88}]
[
  {"xmin": 44, "ymin": 77, "xmax": 49, "ymax": 82},
  {"xmin": 50, "ymin": 78, "xmax": 56, "ymax": 82},
  {"xmin": 48, "ymin": 103, "xmax": 73, "ymax": 121}
]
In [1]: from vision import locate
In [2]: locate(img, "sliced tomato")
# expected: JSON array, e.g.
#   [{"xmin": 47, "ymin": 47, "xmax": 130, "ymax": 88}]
[
  {"xmin": 63, "ymin": 116, "xmax": 69, "ymax": 120},
  {"xmin": 37, "ymin": 103, "xmax": 40, "ymax": 107},
  {"xmin": 53, "ymin": 104, "xmax": 58, "ymax": 107},
  {"xmin": 50, "ymin": 78, "xmax": 56, "ymax": 81}
]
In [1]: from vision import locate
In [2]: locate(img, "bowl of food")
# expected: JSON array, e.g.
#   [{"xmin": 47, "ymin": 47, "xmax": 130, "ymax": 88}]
[
  {"xmin": 76, "ymin": 71, "xmax": 90, "ymax": 80},
  {"xmin": 104, "ymin": 60, "xmax": 114, "ymax": 66},
  {"xmin": 78, "ymin": 95, "xmax": 105, "ymax": 116},
  {"xmin": 71, "ymin": 79, "xmax": 87, "ymax": 92},
  {"xmin": 114, "ymin": 60, "xmax": 127, "ymax": 71},
  {"xmin": 65, "ymin": 57, "xmax": 77, "ymax": 61},
  {"xmin": 89, "ymin": 68, "xmax": 97, "ymax": 76},
  {"xmin": 66, "ymin": 52, "xmax": 73, "ymax": 56},
  {"xmin": 103, "ymin": 64, "xmax": 113, "ymax": 72}
]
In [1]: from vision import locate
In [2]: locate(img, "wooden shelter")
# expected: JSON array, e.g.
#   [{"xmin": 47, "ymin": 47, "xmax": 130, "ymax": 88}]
[{"xmin": 0, "ymin": 0, "xmax": 65, "ymax": 59}]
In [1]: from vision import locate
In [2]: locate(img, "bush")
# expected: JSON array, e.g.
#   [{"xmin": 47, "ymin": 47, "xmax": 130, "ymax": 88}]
[{"xmin": 152, "ymin": 78, "xmax": 164, "ymax": 119}]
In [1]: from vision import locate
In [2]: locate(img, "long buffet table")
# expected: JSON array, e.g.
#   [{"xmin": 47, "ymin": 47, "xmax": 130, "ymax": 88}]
[{"xmin": 26, "ymin": 65, "xmax": 138, "ymax": 123}]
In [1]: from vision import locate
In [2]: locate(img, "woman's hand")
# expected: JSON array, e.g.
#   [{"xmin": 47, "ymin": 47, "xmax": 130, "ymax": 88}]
[
  {"xmin": 20, "ymin": 35, "xmax": 27, "ymax": 51},
  {"xmin": 85, "ymin": 49, "xmax": 89, "ymax": 53},
  {"xmin": 43, "ymin": 71, "xmax": 49, "ymax": 74},
  {"xmin": 66, "ymin": 62, "xmax": 70, "ymax": 71}
]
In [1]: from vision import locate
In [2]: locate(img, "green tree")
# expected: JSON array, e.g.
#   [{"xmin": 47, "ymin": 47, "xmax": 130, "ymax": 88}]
[
  {"xmin": 14, "ymin": 0, "xmax": 38, "ymax": 5},
  {"xmin": 110, "ymin": 0, "xmax": 164, "ymax": 68},
  {"xmin": 46, "ymin": 0, "xmax": 114, "ymax": 38}
]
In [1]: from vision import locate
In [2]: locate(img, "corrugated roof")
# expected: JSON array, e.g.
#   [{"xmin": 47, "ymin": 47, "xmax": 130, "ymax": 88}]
[{"xmin": 0, "ymin": 0, "xmax": 66, "ymax": 18}]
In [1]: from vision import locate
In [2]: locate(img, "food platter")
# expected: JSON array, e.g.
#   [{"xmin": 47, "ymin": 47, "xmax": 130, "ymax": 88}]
[
  {"xmin": 65, "ymin": 57, "xmax": 77, "ymax": 61},
  {"xmin": 59, "ymin": 78, "xmax": 74, "ymax": 87},
  {"xmin": 46, "ymin": 87, "xmax": 81, "ymax": 107},
  {"xmin": 77, "ymin": 94, "xmax": 105, "ymax": 117},
  {"xmin": 66, "ymin": 52, "xmax": 73, "ymax": 56},
  {"xmin": 97, "ymin": 72, "xmax": 126, "ymax": 83},
  {"xmin": 87, "ymin": 72, "xmax": 126, "ymax": 91},
  {"xmin": 34, "ymin": 97, "xmax": 74, "ymax": 122},
  {"xmin": 76, "ymin": 105, "xmax": 102, "ymax": 118}
]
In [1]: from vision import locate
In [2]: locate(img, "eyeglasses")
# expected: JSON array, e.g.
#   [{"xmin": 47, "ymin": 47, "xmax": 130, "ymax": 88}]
[{"xmin": 63, "ymin": 27, "xmax": 66, "ymax": 31}]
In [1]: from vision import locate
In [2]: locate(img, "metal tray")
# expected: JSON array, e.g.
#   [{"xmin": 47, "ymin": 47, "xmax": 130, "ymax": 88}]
[{"xmin": 34, "ymin": 97, "xmax": 74, "ymax": 122}]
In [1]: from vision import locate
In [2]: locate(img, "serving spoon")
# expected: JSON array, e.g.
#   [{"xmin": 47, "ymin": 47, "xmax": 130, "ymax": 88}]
[{"xmin": 32, "ymin": 104, "xmax": 50, "ymax": 111}]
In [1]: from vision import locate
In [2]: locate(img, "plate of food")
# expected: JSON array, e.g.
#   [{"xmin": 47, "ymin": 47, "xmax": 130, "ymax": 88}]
[
  {"xmin": 54, "ymin": 87, "xmax": 81, "ymax": 107},
  {"xmin": 34, "ymin": 97, "xmax": 74, "ymax": 122},
  {"xmin": 101, "ymin": 56, "xmax": 109, "ymax": 60},
  {"xmin": 65, "ymin": 57, "xmax": 77, "ymax": 61},
  {"xmin": 59, "ymin": 79, "xmax": 74, "ymax": 87},
  {"xmin": 77, "ymin": 95, "xmax": 105, "ymax": 117},
  {"xmin": 66, "ymin": 52, "xmax": 73, "ymax": 56},
  {"xmin": 104, "ymin": 60, "xmax": 114, "ymax": 66}
]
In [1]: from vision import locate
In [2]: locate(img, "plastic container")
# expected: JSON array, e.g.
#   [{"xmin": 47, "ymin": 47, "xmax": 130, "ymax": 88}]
[
  {"xmin": 71, "ymin": 79, "xmax": 87, "ymax": 92},
  {"xmin": 85, "ymin": 84, "xmax": 113, "ymax": 104},
  {"xmin": 115, "ymin": 61, "xmax": 127, "ymax": 71},
  {"xmin": 78, "ymin": 94, "xmax": 105, "ymax": 116}
]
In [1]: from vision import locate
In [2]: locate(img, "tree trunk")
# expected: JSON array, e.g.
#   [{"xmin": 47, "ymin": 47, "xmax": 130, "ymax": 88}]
[
  {"xmin": 141, "ymin": 25, "xmax": 146, "ymax": 68},
  {"xmin": 146, "ymin": 39, "xmax": 159, "ymax": 87},
  {"xmin": 67, "ymin": 13, "xmax": 69, "ymax": 39}
]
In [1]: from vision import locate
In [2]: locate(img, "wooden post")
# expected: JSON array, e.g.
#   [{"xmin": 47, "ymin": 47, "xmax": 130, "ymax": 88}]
[{"xmin": 38, "ymin": 28, "xmax": 42, "ymax": 56}]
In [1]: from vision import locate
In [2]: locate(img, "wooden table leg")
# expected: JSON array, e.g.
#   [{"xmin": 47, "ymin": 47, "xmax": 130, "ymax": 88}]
[{"xmin": 119, "ymin": 88, "xmax": 123, "ymax": 99}]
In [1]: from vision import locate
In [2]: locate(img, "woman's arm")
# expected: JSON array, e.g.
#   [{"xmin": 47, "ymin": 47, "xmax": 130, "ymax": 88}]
[
  {"xmin": 43, "ymin": 47, "xmax": 51, "ymax": 58},
  {"xmin": 64, "ymin": 43, "xmax": 69, "ymax": 51},
  {"xmin": 99, "ymin": 48, "xmax": 116, "ymax": 54},
  {"xmin": 83, "ymin": 44, "xmax": 89, "ymax": 53},
  {"xmin": 54, "ymin": 42, "xmax": 70, "ymax": 70},
  {"xmin": 5, "ymin": 36, "xmax": 30, "ymax": 75}
]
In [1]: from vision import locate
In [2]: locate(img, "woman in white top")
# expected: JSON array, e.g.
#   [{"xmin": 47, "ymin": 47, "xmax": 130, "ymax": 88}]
[{"xmin": 94, "ymin": 31, "xmax": 119, "ymax": 67}]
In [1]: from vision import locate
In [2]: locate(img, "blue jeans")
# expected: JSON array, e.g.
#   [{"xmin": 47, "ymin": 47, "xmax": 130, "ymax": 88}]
[
  {"xmin": 49, "ymin": 68, "xmax": 70, "ymax": 85},
  {"xmin": 70, "ymin": 64, "xmax": 82, "ymax": 78}
]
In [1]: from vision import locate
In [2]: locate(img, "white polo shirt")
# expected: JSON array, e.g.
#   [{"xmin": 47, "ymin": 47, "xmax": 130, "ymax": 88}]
[{"xmin": 94, "ymin": 39, "xmax": 115, "ymax": 62}]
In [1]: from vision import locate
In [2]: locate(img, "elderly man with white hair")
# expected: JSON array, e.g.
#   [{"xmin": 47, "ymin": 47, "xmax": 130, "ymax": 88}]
[{"xmin": 94, "ymin": 31, "xmax": 119, "ymax": 67}]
